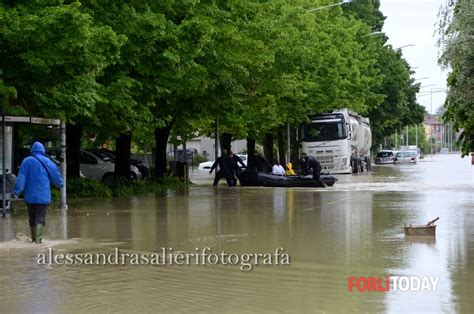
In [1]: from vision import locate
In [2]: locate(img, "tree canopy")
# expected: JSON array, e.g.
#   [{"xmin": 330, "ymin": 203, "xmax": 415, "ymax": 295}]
[
  {"xmin": 438, "ymin": 0, "xmax": 474, "ymax": 156},
  {"xmin": 0, "ymin": 0, "xmax": 427, "ymax": 176}
]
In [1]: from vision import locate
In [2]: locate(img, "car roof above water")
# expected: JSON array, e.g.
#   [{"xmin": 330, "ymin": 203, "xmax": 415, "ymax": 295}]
[{"xmin": 396, "ymin": 151, "xmax": 415, "ymax": 157}]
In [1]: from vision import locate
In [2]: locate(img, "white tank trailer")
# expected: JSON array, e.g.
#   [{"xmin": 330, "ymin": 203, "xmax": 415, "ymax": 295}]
[{"xmin": 301, "ymin": 109, "xmax": 372, "ymax": 174}]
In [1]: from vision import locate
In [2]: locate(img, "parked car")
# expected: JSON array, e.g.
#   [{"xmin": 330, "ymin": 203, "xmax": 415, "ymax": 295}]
[
  {"xmin": 374, "ymin": 150, "xmax": 397, "ymax": 164},
  {"xmin": 407, "ymin": 148, "xmax": 424, "ymax": 159},
  {"xmin": 394, "ymin": 151, "xmax": 417, "ymax": 164},
  {"xmin": 78, "ymin": 150, "xmax": 116, "ymax": 182},
  {"xmin": 198, "ymin": 160, "xmax": 214, "ymax": 170},
  {"xmin": 198, "ymin": 154, "xmax": 248, "ymax": 171},
  {"xmin": 86, "ymin": 149, "xmax": 143, "ymax": 180},
  {"xmin": 16, "ymin": 147, "xmax": 85, "ymax": 178},
  {"xmin": 88, "ymin": 148, "xmax": 149, "ymax": 178}
]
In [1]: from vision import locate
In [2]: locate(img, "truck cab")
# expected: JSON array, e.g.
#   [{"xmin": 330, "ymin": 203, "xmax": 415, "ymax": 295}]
[{"xmin": 301, "ymin": 109, "xmax": 371, "ymax": 174}]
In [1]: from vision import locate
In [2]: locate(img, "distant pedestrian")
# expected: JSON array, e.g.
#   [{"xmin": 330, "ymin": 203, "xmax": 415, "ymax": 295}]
[
  {"xmin": 13, "ymin": 142, "xmax": 64, "ymax": 243},
  {"xmin": 209, "ymin": 149, "xmax": 233, "ymax": 187},
  {"xmin": 300, "ymin": 153, "xmax": 326, "ymax": 187}
]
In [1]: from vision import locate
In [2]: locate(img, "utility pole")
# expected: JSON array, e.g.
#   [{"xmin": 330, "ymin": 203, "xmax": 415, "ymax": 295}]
[
  {"xmin": 441, "ymin": 124, "xmax": 444, "ymax": 149},
  {"xmin": 395, "ymin": 129, "xmax": 398, "ymax": 149},
  {"xmin": 449, "ymin": 122, "xmax": 452, "ymax": 152},
  {"xmin": 415, "ymin": 124, "xmax": 418, "ymax": 147},
  {"xmin": 214, "ymin": 116, "xmax": 220, "ymax": 162},
  {"xmin": 286, "ymin": 122, "xmax": 291, "ymax": 164},
  {"xmin": 406, "ymin": 126, "xmax": 409, "ymax": 146},
  {"xmin": 60, "ymin": 122, "xmax": 68, "ymax": 210},
  {"xmin": 1, "ymin": 108, "xmax": 5, "ymax": 218}
]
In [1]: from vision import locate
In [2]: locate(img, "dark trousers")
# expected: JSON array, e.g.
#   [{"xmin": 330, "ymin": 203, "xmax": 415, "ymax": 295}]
[
  {"xmin": 213, "ymin": 170, "xmax": 233, "ymax": 187},
  {"xmin": 27, "ymin": 204, "xmax": 48, "ymax": 227},
  {"xmin": 312, "ymin": 172, "xmax": 326, "ymax": 187},
  {"xmin": 232, "ymin": 171, "xmax": 243, "ymax": 186}
]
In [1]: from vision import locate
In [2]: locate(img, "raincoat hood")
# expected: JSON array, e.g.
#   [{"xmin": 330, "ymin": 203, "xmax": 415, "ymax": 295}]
[
  {"xmin": 30, "ymin": 142, "xmax": 46, "ymax": 155},
  {"xmin": 15, "ymin": 141, "xmax": 63, "ymax": 204},
  {"xmin": 286, "ymin": 163, "xmax": 293, "ymax": 170}
]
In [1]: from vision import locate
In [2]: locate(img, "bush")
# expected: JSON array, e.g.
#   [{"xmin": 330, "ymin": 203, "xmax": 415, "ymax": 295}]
[
  {"xmin": 50, "ymin": 176, "xmax": 184, "ymax": 201},
  {"xmin": 61, "ymin": 176, "xmax": 184, "ymax": 198},
  {"xmin": 66, "ymin": 177, "xmax": 113, "ymax": 198}
]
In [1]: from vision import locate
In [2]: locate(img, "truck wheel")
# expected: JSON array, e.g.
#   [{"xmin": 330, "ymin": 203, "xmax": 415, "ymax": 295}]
[{"xmin": 351, "ymin": 159, "xmax": 359, "ymax": 173}]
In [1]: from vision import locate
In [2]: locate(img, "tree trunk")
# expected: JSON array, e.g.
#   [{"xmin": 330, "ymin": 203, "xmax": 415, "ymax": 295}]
[
  {"xmin": 115, "ymin": 132, "xmax": 131, "ymax": 179},
  {"xmin": 220, "ymin": 133, "xmax": 232, "ymax": 152},
  {"xmin": 154, "ymin": 124, "xmax": 172, "ymax": 178},
  {"xmin": 263, "ymin": 132, "xmax": 273, "ymax": 171},
  {"xmin": 181, "ymin": 138, "xmax": 187, "ymax": 162},
  {"xmin": 277, "ymin": 127, "xmax": 286, "ymax": 165},
  {"xmin": 290, "ymin": 126, "xmax": 300, "ymax": 166},
  {"xmin": 246, "ymin": 138, "xmax": 256, "ymax": 170},
  {"xmin": 66, "ymin": 123, "xmax": 82, "ymax": 178}
]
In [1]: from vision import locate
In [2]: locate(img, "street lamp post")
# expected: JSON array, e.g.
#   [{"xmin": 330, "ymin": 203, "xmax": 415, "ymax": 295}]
[
  {"xmin": 415, "ymin": 124, "xmax": 418, "ymax": 147},
  {"xmin": 286, "ymin": 122, "xmax": 290, "ymax": 164},
  {"xmin": 1, "ymin": 105, "xmax": 5, "ymax": 218},
  {"xmin": 406, "ymin": 125, "xmax": 409, "ymax": 146},
  {"xmin": 395, "ymin": 44, "xmax": 415, "ymax": 49},
  {"xmin": 414, "ymin": 77, "xmax": 429, "ymax": 81},
  {"xmin": 307, "ymin": 0, "xmax": 352, "ymax": 12},
  {"xmin": 395, "ymin": 129, "xmax": 398, "ymax": 149},
  {"xmin": 214, "ymin": 116, "xmax": 220, "ymax": 161},
  {"xmin": 419, "ymin": 84, "xmax": 436, "ymax": 89},
  {"xmin": 361, "ymin": 31, "xmax": 383, "ymax": 38}
]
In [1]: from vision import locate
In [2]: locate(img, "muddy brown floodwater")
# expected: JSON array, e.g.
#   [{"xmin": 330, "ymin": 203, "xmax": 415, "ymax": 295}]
[{"xmin": 0, "ymin": 154, "xmax": 472, "ymax": 313}]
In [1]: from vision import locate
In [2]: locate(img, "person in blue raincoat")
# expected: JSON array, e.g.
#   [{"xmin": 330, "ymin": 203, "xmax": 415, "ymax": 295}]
[{"xmin": 14, "ymin": 142, "xmax": 63, "ymax": 243}]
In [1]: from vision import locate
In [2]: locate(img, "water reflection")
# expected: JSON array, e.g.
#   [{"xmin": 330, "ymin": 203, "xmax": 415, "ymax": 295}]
[{"xmin": 0, "ymin": 154, "xmax": 472, "ymax": 312}]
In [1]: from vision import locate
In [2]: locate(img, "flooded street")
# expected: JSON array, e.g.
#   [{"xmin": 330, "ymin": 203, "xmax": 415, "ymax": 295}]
[{"xmin": 0, "ymin": 154, "xmax": 472, "ymax": 313}]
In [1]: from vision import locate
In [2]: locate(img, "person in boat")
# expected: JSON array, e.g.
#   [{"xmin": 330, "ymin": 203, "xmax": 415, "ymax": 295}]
[
  {"xmin": 272, "ymin": 159, "xmax": 286, "ymax": 176},
  {"xmin": 249, "ymin": 151, "xmax": 267, "ymax": 172},
  {"xmin": 285, "ymin": 162, "xmax": 296, "ymax": 176},
  {"xmin": 209, "ymin": 149, "xmax": 233, "ymax": 187},
  {"xmin": 300, "ymin": 153, "xmax": 326, "ymax": 187},
  {"xmin": 228, "ymin": 150, "xmax": 246, "ymax": 186}
]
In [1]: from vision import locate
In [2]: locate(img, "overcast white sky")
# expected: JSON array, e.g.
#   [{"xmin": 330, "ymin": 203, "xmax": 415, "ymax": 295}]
[{"xmin": 379, "ymin": 0, "xmax": 448, "ymax": 114}]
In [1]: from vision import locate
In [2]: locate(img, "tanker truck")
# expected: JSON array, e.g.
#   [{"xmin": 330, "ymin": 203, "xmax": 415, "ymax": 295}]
[{"xmin": 300, "ymin": 109, "xmax": 372, "ymax": 174}]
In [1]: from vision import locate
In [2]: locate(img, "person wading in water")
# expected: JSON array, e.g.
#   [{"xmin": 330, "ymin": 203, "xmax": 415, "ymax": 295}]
[
  {"xmin": 13, "ymin": 142, "xmax": 64, "ymax": 243},
  {"xmin": 209, "ymin": 149, "xmax": 233, "ymax": 187}
]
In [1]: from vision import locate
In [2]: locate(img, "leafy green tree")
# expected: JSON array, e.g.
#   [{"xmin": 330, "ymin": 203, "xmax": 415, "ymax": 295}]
[
  {"xmin": 0, "ymin": 1, "xmax": 124, "ymax": 176},
  {"xmin": 344, "ymin": 1, "xmax": 424, "ymax": 149},
  {"xmin": 343, "ymin": 0, "xmax": 385, "ymax": 32},
  {"xmin": 367, "ymin": 47, "xmax": 423, "ymax": 147},
  {"xmin": 438, "ymin": 0, "xmax": 474, "ymax": 156},
  {"xmin": 198, "ymin": 0, "xmax": 383, "ymax": 163}
]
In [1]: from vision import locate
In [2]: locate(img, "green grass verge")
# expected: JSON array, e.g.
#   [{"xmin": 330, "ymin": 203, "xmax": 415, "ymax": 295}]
[{"xmin": 52, "ymin": 176, "xmax": 184, "ymax": 199}]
